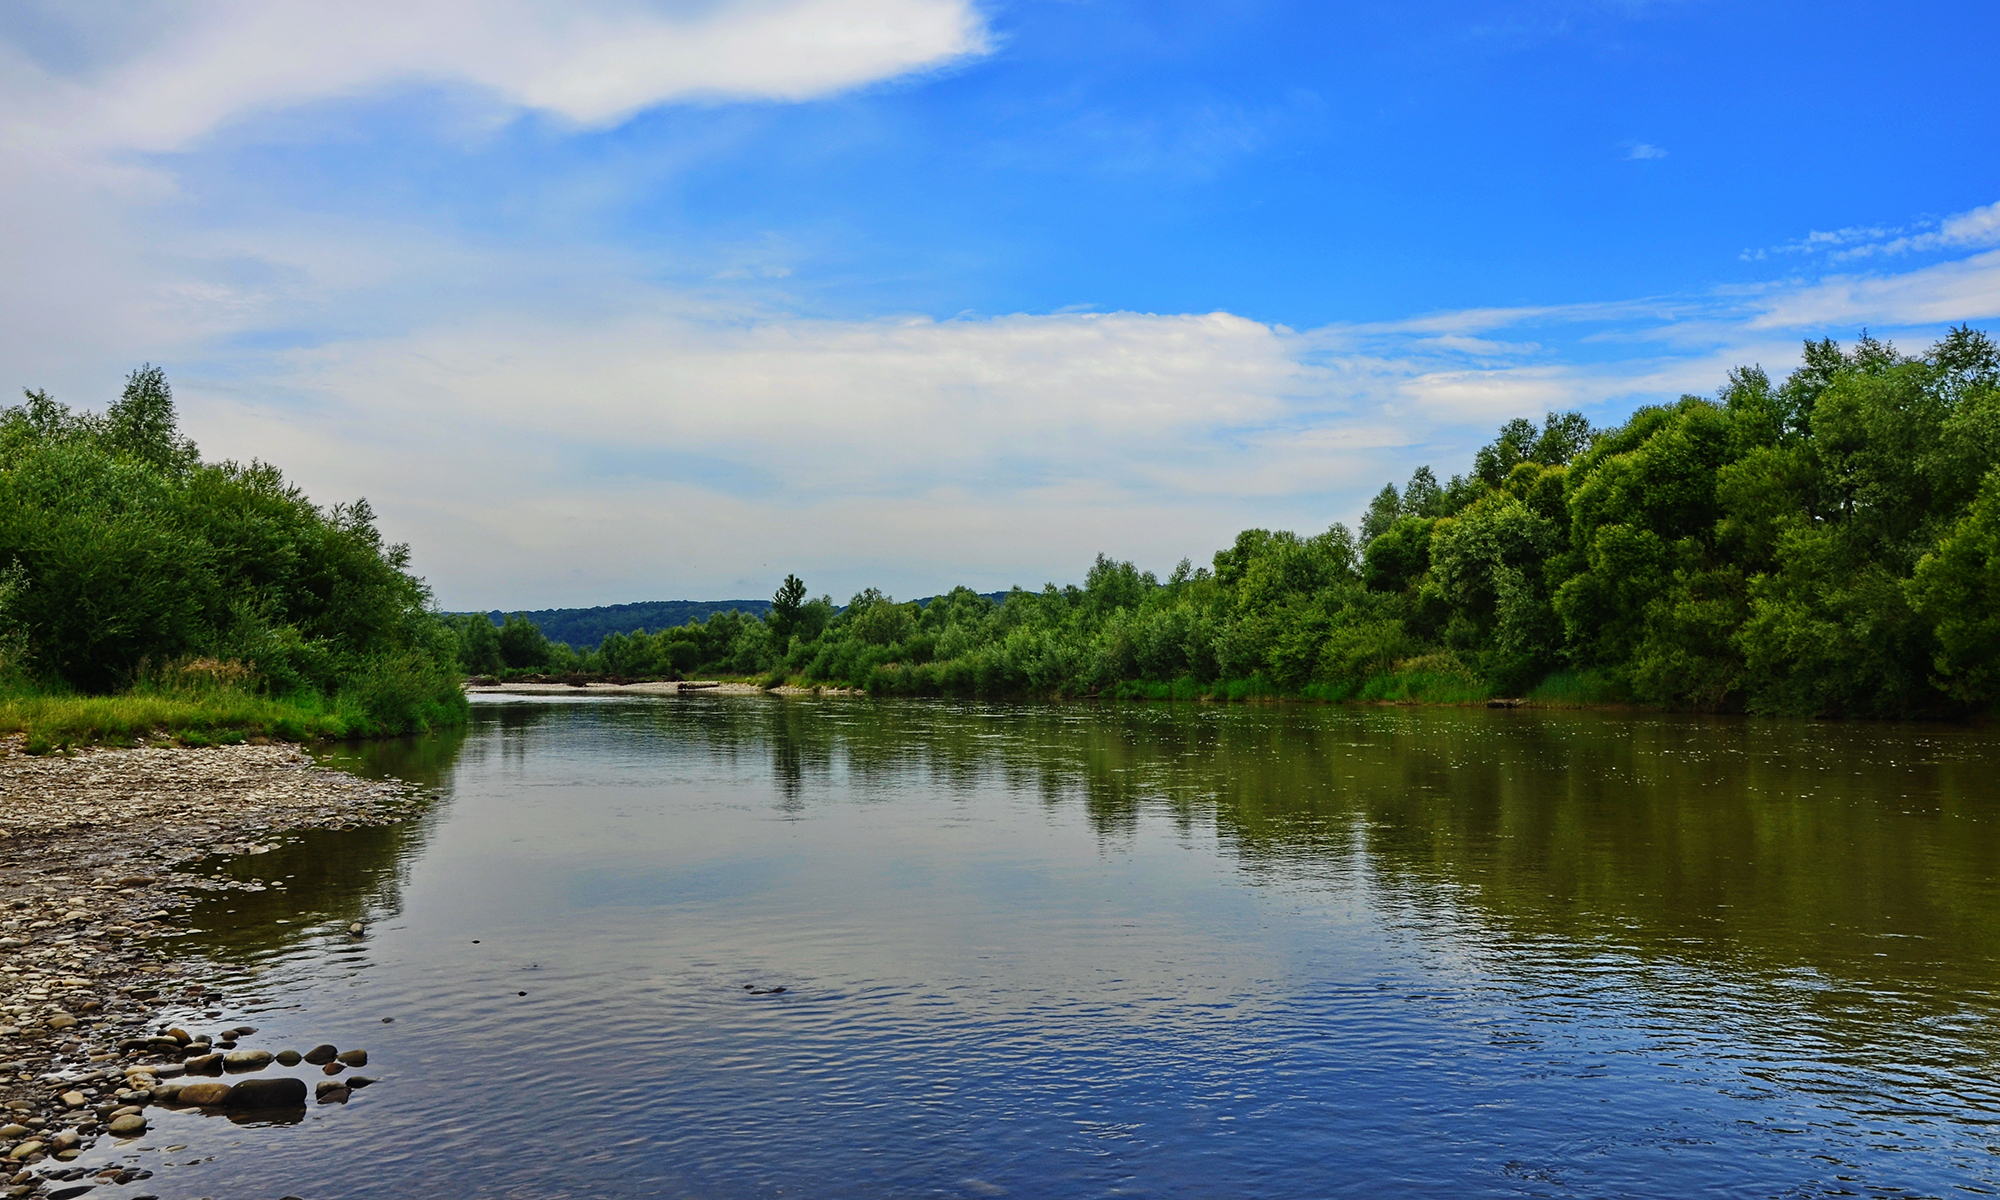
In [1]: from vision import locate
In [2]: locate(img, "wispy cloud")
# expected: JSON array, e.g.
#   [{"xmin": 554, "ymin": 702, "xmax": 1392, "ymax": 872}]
[
  {"xmin": 1740, "ymin": 199, "xmax": 2000, "ymax": 263},
  {"xmin": 1623, "ymin": 141, "xmax": 1668, "ymax": 160}
]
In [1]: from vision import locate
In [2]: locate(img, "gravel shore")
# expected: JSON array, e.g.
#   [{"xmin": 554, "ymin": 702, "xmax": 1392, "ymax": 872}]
[{"xmin": 0, "ymin": 735, "xmax": 429, "ymax": 1191}]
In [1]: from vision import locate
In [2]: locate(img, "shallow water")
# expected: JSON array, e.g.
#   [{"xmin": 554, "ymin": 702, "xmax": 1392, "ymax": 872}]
[{"xmin": 81, "ymin": 698, "xmax": 2000, "ymax": 1198}]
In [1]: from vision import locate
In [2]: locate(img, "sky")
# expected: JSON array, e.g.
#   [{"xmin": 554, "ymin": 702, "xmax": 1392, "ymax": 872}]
[{"xmin": 2, "ymin": 0, "xmax": 1997, "ymax": 610}]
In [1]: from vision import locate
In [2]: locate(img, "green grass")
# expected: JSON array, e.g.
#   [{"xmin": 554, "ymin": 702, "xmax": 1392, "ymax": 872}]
[
  {"xmin": 0, "ymin": 675, "xmax": 468, "ymax": 752},
  {"xmin": 1524, "ymin": 669, "xmax": 1632, "ymax": 707}
]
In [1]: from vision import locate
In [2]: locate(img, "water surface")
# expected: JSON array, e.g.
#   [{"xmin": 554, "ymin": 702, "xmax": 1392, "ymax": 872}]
[{"xmin": 87, "ymin": 699, "xmax": 2000, "ymax": 1197}]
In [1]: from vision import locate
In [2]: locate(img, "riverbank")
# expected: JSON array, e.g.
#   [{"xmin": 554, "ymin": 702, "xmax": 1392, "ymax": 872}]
[
  {"xmin": 467, "ymin": 680, "xmax": 861, "ymax": 698},
  {"xmin": 0, "ymin": 735, "xmax": 429, "ymax": 1184}
]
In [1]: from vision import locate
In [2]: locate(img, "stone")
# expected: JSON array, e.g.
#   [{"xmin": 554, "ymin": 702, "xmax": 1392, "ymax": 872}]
[
  {"xmin": 313, "ymin": 1081, "xmax": 349, "ymax": 1103},
  {"xmin": 301, "ymin": 1044, "xmax": 338, "ymax": 1065},
  {"xmin": 6, "ymin": 1142, "xmax": 40, "ymax": 1160},
  {"xmin": 0, "ymin": 1126, "xmax": 24, "ymax": 1138},
  {"xmin": 230, "ymin": 1026, "xmax": 256, "ymax": 1037},
  {"xmin": 222, "ymin": 1077, "xmax": 305, "ymax": 1108},
  {"xmin": 334, "ymin": 1048, "xmax": 367, "ymax": 1066},
  {"xmin": 348, "ymin": 923, "xmax": 364, "ymax": 935},
  {"xmin": 273, "ymin": 1050, "xmax": 301, "ymax": 1066},
  {"xmin": 321, "ymin": 1062, "xmax": 345, "ymax": 1075},
  {"xmin": 222, "ymin": 1049, "xmax": 272, "ymax": 1070},
  {"xmin": 45, "ymin": 1016, "xmax": 75, "ymax": 1031},
  {"xmin": 58, "ymin": 1093, "xmax": 84, "ymax": 1108},
  {"xmin": 146, "ymin": 1083, "xmax": 182, "ymax": 1105},
  {"xmin": 107, "ymin": 1114, "xmax": 145, "ymax": 1137},
  {"xmin": 49, "ymin": 1129, "xmax": 77, "ymax": 1150},
  {"xmin": 164, "ymin": 1028, "xmax": 190, "ymax": 1045},
  {"xmin": 181, "ymin": 1053, "xmax": 222, "ymax": 1074},
  {"xmin": 173, "ymin": 1082, "xmax": 230, "ymax": 1106},
  {"xmin": 345, "ymin": 1076, "xmax": 376, "ymax": 1089}
]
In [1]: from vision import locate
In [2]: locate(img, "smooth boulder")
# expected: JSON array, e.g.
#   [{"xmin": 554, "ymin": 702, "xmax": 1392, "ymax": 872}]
[
  {"xmin": 107, "ymin": 1114, "xmax": 146, "ymax": 1137},
  {"xmin": 301, "ymin": 1044, "xmax": 338, "ymax": 1065},
  {"xmin": 175, "ymin": 1082, "xmax": 232, "ymax": 1106},
  {"xmin": 224, "ymin": 1077, "xmax": 307, "ymax": 1109},
  {"xmin": 335, "ymin": 1049, "xmax": 367, "ymax": 1067},
  {"xmin": 223, "ymin": 1049, "xmax": 273, "ymax": 1071}
]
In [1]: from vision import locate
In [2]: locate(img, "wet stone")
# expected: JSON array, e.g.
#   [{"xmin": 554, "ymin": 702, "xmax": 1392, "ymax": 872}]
[
  {"xmin": 301, "ymin": 1044, "xmax": 338, "ymax": 1065},
  {"xmin": 334, "ymin": 1049, "xmax": 367, "ymax": 1067},
  {"xmin": 174, "ymin": 1082, "xmax": 230, "ymax": 1106},
  {"xmin": 107, "ymin": 1114, "xmax": 145, "ymax": 1137},
  {"xmin": 273, "ymin": 1050, "xmax": 301, "ymax": 1066},
  {"xmin": 222, "ymin": 1049, "xmax": 272, "ymax": 1070},
  {"xmin": 223, "ymin": 1077, "xmax": 306, "ymax": 1109}
]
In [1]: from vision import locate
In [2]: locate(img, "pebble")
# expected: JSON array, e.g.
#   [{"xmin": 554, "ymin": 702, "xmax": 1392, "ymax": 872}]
[
  {"xmin": 313, "ymin": 1081, "xmax": 349, "ymax": 1103},
  {"xmin": 321, "ymin": 1062, "xmax": 345, "ymax": 1076},
  {"xmin": 57, "ymin": 1093, "xmax": 83, "ymax": 1109},
  {"xmin": 182, "ymin": 1053, "xmax": 223, "ymax": 1074},
  {"xmin": 274, "ymin": 1050, "xmax": 302, "ymax": 1065},
  {"xmin": 0, "ymin": 1126, "xmax": 24, "ymax": 1138},
  {"xmin": 345, "ymin": 1076, "xmax": 376, "ymax": 1089},
  {"xmin": 335, "ymin": 1048, "xmax": 367, "ymax": 1066},
  {"xmin": 302, "ymin": 1044, "xmax": 339, "ymax": 1065},
  {"xmin": 106, "ymin": 1114, "xmax": 145, "ymax": 1137}
]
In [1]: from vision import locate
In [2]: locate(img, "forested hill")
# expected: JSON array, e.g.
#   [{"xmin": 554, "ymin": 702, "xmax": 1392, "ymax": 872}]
[
  {"xmin": 491, "ymin": 593, "xmax": 1013, "ymax": 648},
  {"xmin": 490, "ymin": 601, "xmax": 770, "ymax": 649}
]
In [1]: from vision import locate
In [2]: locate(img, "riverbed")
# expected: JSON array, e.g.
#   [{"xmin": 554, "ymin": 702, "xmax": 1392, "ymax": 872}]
[{"xmin": 61, "ymin": 697, "xmax": 2000, "ymax": 1197}]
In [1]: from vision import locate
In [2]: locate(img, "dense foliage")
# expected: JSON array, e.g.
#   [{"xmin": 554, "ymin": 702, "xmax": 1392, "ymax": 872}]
[
  {"xmin": 0, "ymin": 368, "xmax": 466, "ymax": 735},
  {"xmin": 465, "ymin": 329, "xmax": 2000, "ymax": 717}
]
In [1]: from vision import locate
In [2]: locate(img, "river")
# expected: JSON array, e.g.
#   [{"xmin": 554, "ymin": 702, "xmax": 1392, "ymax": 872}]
[{"xmin": 79, "ymin": 696, "xmax": 2000, "ymax": 1198}]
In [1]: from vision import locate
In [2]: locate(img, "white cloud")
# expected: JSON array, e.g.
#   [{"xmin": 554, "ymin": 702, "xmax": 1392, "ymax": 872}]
[
  {"xmin": 1, "ymin": 0, "xmax": 990, "ymax": 155},
  {"xmin": 1623, "ymin": 142, "xmax": 1668, "ymax": 160},
  {"xmin": 1743, "ymin": 198, "xmax": 2000, "ymax": 264}
]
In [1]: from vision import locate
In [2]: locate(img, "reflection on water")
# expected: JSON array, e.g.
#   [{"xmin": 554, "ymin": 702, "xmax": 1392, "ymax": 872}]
[{"xmin": 103, "ymin": 698, "xmax": 2000, "ymax": 1199}]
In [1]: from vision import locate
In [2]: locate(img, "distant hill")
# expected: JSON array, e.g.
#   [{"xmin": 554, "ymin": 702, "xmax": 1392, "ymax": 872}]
[
  {"xmin": 487, "ymin": 600, "xmax": 770, "ymax": 648},
  {"xmin": 478, "ymin": 591, "xmax": 1011, "ymax": 649}
]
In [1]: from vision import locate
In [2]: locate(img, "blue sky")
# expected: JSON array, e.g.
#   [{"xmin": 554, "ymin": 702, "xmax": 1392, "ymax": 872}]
[{"xmin": 3, "ymin": 0, "xmax": 1997, "ymax": 608}]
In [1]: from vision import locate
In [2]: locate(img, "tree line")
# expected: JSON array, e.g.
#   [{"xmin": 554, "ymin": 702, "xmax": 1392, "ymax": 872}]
[
  {"xmin": 0, "ymin": 368, "xmax": 467, "ymax": 734},
  {"xmin": 456, "ymin": 328, "xmax": 2000, "ymax": 717}
]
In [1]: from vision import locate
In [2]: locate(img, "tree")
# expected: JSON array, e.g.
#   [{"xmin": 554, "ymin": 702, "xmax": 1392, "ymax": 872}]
[{"xmin": 769, "ymin": 573, "xmax": 808, "ymax": 641}]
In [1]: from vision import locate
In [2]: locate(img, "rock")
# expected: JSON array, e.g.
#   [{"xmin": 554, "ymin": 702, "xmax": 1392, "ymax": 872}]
[
  {"xmin": 164, "ymin": 1028, "xmax": 191, "ymax": 1045},
  {"xmin": 147, "ymin": 1083, "xmax": 182, "ymax": 1105},
  {"xmin": 334, "ymin": 1049, "xmax": 366, "ymax": 1067},
  {"xmin": 174, "ymin": 1082, "xmax": 230, "ymax": 1106},
  {"xmin": 273, "ymin": 1050, "xmax": 301, "ymax": 1065},
  {"xmin": 345, "ymin": 1076, "xmax": 376, "ymax": 1089},
  {"xmin": 181, "ymin": 1053, "xmax": 222, "ymax": 1074},
  {"xmin": 107, "ymin": 1114, "xmax": 146, "ymax": 1137},
  {"xmin": 229, "ymin": 1026, "xmax": 256, "ymax": 1037},
  {"xmin": 222, "ymin": 1049, "xmax": 272, "ymax": 1070},
  {"xmin": 0, "ymin": 1126, "xmax": 24, "ymax": 1138},
  {"xmin": 45, "ymin": 1015, "xmax": 75, "ymax": 1031},
  {"xmin": 348, "ymin": 923, "xmax": 364, "ymax": 935},
  {"xmin": 321, "ymin": 1062, "xmax": 345, "ymax": 1075},
  {"xmin": 301, "ymin": 1044, "xmax": 338, "ymax": 1065},
  {"xmin": 48, "ymin": 1129, "xmax": 77, "ymax": 1150},
  {"xmin": 222, "ymin": 1077, "xmax": 305, "ymax": 1108},
  {"xmin": 313, "ymin": 1081, "xmax": 349, "ymax": 1103},
  {"xmin": 6, "ymin": 1142, "xmax": 40, "ymax": 1160},
  {"xmin": 58, "ymin": 1093, "xmax": 84, "ymax": 1108}
]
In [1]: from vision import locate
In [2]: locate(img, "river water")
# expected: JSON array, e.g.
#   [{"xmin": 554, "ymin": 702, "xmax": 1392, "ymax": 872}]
[{"xmin": 79, "ymin": 697, "xmax": 2000, "ymax": 1198}]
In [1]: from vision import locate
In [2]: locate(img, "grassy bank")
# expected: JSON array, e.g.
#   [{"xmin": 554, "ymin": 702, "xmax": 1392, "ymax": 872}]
[{"xmin": 0, "ymin": 677, "xmax": 468, "ymax": 754}]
